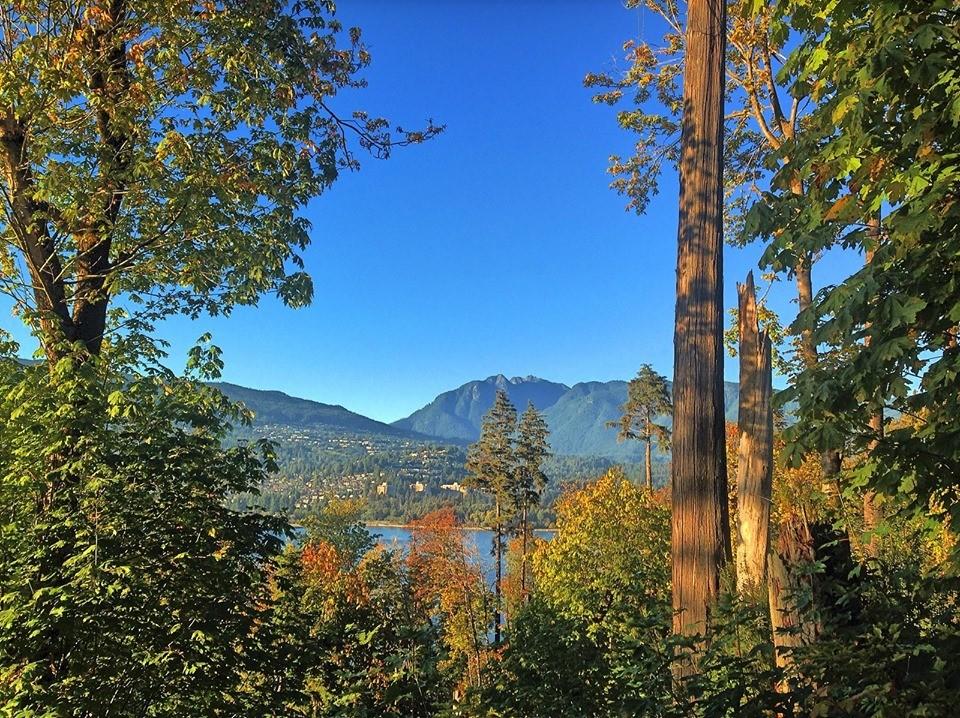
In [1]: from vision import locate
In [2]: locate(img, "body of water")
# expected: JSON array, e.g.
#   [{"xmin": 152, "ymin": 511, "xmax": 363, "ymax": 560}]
[
  {"xmin": 369, "ymin": 525, "xmax": 556, "ymax": 582},
  {"xmin": 289, "ymin": 524, "xmax": 555, "ymax": 582}
]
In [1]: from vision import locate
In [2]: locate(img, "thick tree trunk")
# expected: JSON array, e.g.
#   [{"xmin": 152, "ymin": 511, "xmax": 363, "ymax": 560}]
[
  {"xmin": 735, "ymin": 273, "xmax": 774, "ymax": 594},
  {"xmin": 670, "ymin": 0, "xmax": 730, "ymax": 665}
]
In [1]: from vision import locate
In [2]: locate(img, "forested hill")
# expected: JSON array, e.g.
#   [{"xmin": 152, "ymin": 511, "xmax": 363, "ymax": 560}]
[{"xmin": 210, "ymin": 382, "xmax": 432, "ymax": 440}]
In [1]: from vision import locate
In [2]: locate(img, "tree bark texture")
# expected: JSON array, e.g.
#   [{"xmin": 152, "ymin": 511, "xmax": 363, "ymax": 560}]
[
  {"xmin": 670, "ymin": 0, "xmax": 730, "ymax": 656},
  {"xmin": 735, "ymin": 272, "xmax": 774, "ymax": 594},
  {"xmin": 767, "ymin": 514, "xmax": 819, "ymax": 668}
]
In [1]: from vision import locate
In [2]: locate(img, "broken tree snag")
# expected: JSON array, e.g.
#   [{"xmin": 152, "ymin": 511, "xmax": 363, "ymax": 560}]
[
  {"xmin": 670, "ymin": 0, "xmax": 730, "ymax": 670},
  {"xmin": 768, "ymin": 513, "xmax": 820, "ymax": 668},
  {"xmin": 735, "ymin": 272, "xmax": 774, "ymax": 595}
]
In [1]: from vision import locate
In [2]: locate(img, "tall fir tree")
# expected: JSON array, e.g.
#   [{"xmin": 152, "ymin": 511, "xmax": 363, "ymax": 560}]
[
  {"xmin": 464, "ymin": 389, "xmax": 517, "ymax": 643},
  {"xmin": 608, "ymin": 364, "xmax": 671, "ymax": 490},
  {"xmin": 511, "ymin": 402, "xmax": 550, "ymax": 598}
]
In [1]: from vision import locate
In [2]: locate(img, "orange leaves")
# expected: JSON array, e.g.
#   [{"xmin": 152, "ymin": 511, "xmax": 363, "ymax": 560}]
[
  {"xmin": 301, "ymin": 539, "xmax": 370, "ymax": 608},
  {"xmin": 83, "ymin": 5, "xmax": 113, "ymax": 28},
  {"xmin": 198, "ymin": 0, "xmax": 217, "ymax": 20},
  {"xmin": 301, "ymin": 540, "xmax": 342, "ymax": 582},
  {"xmin": 128, "ymin": 38, "xmax": 157, "ymax": 68},
  {"xmin": 407, "ymin": 508, "xmax": 480, "ymax": 610},
  {"xmin": 823, "ymin": 194, "xmax": 855, "ymax": 222},
  {"xmin": 407, "ymin": 509, "xmax": 491, "ymax": 690}
]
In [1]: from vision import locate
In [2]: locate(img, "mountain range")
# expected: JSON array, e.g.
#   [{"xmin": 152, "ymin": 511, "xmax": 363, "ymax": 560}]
[
  {"xmin": 394, "ymin": 374, "xmax": 739, "ymax": 461},
  {"xmin": 216, "ymin": 374, "xmax": 740, "ymax": 461}
]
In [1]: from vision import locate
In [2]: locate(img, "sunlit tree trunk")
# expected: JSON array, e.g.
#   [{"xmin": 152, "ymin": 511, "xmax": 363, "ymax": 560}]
[
  {"xmin": 768, "ymin": 514, "xmax": 819, "ymax": 668},
  {"xmin": 735, "ymin": 273, "xmax": 773, "ymax": 594},
  {"xmin": 670, "ymin": 0, "xmax": 730, "ymax": 670},
  {"xmin": 645, "ymin": 415, "xmax": 654, "ymax": 490}
]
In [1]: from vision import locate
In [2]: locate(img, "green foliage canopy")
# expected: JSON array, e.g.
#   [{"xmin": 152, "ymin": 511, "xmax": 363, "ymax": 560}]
[
  {"xmin": 749, "ymin": 0, "xmax": 960, "ymax": 555},
  {"xmin": 0, "ymin": 0, "xmax": 440, "ymax": 360}
]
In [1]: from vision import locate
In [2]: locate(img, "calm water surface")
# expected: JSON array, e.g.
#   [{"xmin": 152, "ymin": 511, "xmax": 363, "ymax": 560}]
[
  {"xmin": 289, "ymin": 524, "xmax": 554, "ymax": 583},
  {"xmin": 369, "ymin": 525, "xmax": 556, "ymax": 581}
]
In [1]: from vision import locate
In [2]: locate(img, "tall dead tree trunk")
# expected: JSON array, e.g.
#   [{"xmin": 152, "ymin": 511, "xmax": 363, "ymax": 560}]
[
  {"xmin": 735, "ymin": 272, "xmax": 774, "ymax": 594},
  {"xmin": 670, "ymin": 0, "xmax": 730, "ymax": 665}
]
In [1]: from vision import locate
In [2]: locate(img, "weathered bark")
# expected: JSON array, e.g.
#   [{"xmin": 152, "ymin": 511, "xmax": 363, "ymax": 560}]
[
  {"xmin": 735, "ymin": 273, "xmax": 774, "ymax": 594},
  {"xmin": 670, "ymin": 0, "xmax": 730, "ymax": 662},
  {"xmin": 768, "ymin": 514, "xmax": 819, "ymax": 668}
]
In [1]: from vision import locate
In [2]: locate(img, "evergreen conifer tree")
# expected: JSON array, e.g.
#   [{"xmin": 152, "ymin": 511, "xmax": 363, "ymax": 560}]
[
  {"xmin": 464, "ymin": 389, "xmax": 517, "ymax": 643},
  {"xmin": 511, "ymin": 402, "xmax": 550, "ymax": 597},
  {"xmin": 609, "ymin": 365, "xmax": 671, "ymax": 490}
]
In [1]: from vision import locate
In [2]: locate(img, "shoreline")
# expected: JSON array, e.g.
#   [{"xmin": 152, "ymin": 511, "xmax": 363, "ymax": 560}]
[{"xmin": 365, "ymin": 521, "xmax": 556, "ymax": 532}]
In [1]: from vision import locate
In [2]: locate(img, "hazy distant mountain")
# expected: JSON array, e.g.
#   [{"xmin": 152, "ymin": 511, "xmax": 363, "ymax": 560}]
[
  {"xmin": 394, "ymin": 376, "xmax": 741, "ymax": 460},
  {"xmin": 545, "ymin": 379, "xmax": 740, "ymax": 460},
  {"xmin": 213, "ymin": 373, "xmax": 743, "ymax": 460},
  {"xmin": 211, "ymin": 382, "xmax": 428, "ymax": 439},
  {"xmin": 391, "ymin": 374, "xmax": 570, "ymax": 442}
]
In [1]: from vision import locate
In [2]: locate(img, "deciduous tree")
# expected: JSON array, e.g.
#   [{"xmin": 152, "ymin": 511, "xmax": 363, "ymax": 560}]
[
  {"xmin": 0, "ymin": 0, "xmax": 440, "ymax": 365},
  {"xmin": 752, "ymin": 0, "xmax": 960, "ymax": 565}
]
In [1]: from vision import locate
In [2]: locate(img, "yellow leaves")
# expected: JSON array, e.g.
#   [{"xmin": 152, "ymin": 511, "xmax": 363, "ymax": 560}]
[
  {"xmin": 831, "ymin": 93, "xmax": 859, "ymax": 124},
  {"xmin": 534, "ymin": 468, "xmax": 671, "ymax": 622},
  {"xmin": 83, "ymin": 5, "xmax": 113, "ymax": 28}
]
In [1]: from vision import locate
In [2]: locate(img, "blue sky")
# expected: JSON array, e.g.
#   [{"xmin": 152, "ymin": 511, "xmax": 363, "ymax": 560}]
[{"xmin": 3, "ymin": 0, "xmax": 861, "ymax": 423}]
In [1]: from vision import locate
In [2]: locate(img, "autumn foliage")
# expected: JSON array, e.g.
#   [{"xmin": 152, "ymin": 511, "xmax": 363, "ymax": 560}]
[{"xmin": 407, "ymin": 508, "xmax": 493, "ymax": 691}]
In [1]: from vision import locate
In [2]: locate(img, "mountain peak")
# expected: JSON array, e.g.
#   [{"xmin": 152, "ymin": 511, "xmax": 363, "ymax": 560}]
[
  {"xmin": 393, "ymin": 376, "xmax": 742, "ymax": 458},
  {"xmin": 393, "ymin": 374, "xmax": 571, "ymax": 441}
]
